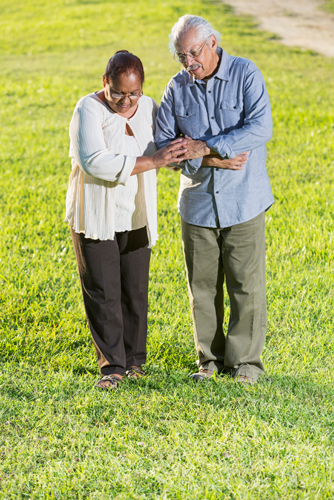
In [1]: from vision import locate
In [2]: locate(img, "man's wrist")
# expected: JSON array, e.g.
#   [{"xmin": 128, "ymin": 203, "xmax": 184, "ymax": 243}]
[{"xmin": 203, "ymin": 142, "xmax": 211, "ymax": 156}]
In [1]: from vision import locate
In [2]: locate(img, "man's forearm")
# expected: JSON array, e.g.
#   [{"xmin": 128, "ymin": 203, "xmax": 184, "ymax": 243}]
[
  {"xmin": 177, "ymin": 158, "xmax": 203, "ymax": 175},
  {"xmin": 206, "ymin": 117, "xmax": 273, "ymax": 159}
]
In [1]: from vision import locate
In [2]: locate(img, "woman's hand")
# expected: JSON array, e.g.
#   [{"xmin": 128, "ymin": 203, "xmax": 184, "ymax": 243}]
[
  {"xmin": 131, "ymin": 138, "xmax": 187, "ymax": 175},
  {"xmin": 151, "ymin": 138, "xmax": 188, "ymax": 169},
  {"xmin": 202, "ymin": 152, "xmax": 248, "ymax": 170}
]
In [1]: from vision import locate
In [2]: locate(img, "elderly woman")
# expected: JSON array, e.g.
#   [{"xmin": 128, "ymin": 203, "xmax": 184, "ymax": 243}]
[{"xmin": 65, "ymin": 51, "xmax": 186, "ymax": 389}]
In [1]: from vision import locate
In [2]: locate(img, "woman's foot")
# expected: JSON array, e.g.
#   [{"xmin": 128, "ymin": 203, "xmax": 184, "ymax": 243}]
[
  {"xmin": 96, "ymin": 374, "xmax": 123, "ymax": 389},
  {"xmin": 125, "ymin": 366, "xmax": 146, "ymax": 379}
]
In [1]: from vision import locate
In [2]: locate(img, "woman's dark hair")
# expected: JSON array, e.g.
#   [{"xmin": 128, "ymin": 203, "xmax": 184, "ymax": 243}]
[{"xmin": 104, "ymin": 50, "xmax": 145, "ymax": 85}]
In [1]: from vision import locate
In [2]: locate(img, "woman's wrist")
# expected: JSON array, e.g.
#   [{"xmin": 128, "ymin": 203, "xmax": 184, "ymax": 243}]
[
  {"xmin": 147, "ymin": 155, "xmax": 156, "ymax": 170},
  {"xmin": 131, "ymin": 156, "xmax": 156, "ymax": 176},
  {"xmin": 142, "ymin": 156, "xmax": 156, "ymax": 171}
]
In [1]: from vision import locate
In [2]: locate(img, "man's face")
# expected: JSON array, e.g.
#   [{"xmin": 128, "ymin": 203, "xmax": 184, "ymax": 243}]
[{"xmin": 174, "ymin": 28, "xmax": 218, "ymax": 80}]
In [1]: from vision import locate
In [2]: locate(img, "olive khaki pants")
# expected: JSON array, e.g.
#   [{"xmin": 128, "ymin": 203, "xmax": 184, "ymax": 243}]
[{"xmin": 181, "ymin": 212, "xmax": 266, "ymax": 381}]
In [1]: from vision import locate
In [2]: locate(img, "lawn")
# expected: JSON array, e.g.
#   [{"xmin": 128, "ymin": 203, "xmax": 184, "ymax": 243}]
[
  {"xmin": 0, "ymin": 0, "xmax": 334, "ymax": 498},
  {"xmin": 324, "ymin": 0, "xmax": 334, "ymax": 13}
]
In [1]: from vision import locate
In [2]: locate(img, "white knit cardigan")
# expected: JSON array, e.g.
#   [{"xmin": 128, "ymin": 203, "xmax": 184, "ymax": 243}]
[{"xmin": 65, "ymin": 93, "xmax": 159, "ymax": 247}]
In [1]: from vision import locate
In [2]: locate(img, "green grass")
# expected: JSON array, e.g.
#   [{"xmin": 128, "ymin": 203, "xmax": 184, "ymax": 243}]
[
  {"xmin": 323, "ymin": 0, "xmax": 334, "ymax": 13},
  {"xmin": 1, "ymin": 0, "xmax": 334, "ymax": 498}
]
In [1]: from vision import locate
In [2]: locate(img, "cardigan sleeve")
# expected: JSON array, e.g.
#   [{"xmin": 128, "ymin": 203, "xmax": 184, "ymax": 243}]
[
  {"xmin": 69, "ymin": 97, "xmax": 136, "ymax": 185},
  {"xmin": 151, "ymin": 99, "xmax": 160, "ymax": 133}
]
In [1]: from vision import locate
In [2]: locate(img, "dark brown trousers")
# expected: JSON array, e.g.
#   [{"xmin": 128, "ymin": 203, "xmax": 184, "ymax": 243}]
[{"xmin": 71, "ymin": 227, "xmax": 151, "ymax": 376}]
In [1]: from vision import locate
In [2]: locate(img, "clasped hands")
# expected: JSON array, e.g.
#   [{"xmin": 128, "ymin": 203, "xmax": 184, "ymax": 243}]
[
  {"xmin": 166, "ymin": 135, "xmax": 248, "ymax": 171},
  {"xmin": 152, "ymin": 136, "xmax": 248, "ymax": 170}
]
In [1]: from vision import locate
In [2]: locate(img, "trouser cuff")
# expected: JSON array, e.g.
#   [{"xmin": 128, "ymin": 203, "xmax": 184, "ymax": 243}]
[
  {"xmin": 101, "ymin": 367, "xmax": 126, "ymax": 377},
  {"xmin": 126, "ymin": 357, "xmax": 146, "ymax": 370}
]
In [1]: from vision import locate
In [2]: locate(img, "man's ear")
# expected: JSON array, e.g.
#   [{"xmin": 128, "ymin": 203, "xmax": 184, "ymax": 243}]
[{"xmin": 210, "ymin": 35, "xmax": 218, "ymax": 52}]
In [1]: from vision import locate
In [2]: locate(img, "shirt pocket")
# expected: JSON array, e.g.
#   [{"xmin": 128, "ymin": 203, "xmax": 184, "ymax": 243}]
[
  {"xmin": 220, "ymin": 100, "xmax": 244, "ymax": 131},
  {"xmin": 175, "ymin": 103, "xmax": 200, "ymax": 138}
]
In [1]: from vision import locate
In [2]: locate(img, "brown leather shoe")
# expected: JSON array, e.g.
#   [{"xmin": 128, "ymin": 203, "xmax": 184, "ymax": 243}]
[
  {"xmin": 190, "ymin": 369, "xmax": 215, "ymax": 381},
  {"xmin": 236, "ymin": 375, "xmax": 255, "ymax": 385}
]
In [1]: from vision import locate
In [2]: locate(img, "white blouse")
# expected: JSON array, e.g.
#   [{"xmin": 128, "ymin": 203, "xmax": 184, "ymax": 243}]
[
  {"xmin": 114, "ymin": 134, "xmax": 147, "ymax": 232},
  {"xmin": 65, "ymin": 93, "xmax": 159, "ymax": 247}
]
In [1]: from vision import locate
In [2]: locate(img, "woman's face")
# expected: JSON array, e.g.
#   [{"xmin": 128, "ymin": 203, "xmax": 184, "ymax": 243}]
[{"xmin": 104, "ymin": 71, "xmax": 142, "ymax": 116}]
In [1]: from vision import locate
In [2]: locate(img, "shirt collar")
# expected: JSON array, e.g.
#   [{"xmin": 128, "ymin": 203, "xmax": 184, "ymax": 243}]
[{"xmin": 189, "ymin": 48, "xmax": 230, "ymax": 86}]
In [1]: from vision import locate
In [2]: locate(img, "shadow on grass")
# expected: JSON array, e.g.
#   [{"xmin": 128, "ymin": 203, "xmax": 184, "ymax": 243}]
[{"xmin": 1, "ymin": 361, "xmax": 333, "ymax": 440}]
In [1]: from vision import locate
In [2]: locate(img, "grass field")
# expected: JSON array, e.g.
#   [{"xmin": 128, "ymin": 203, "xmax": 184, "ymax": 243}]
[
  {"xmin": 324, "ymin": 0, "xmax": 334, "ymax": 13},
  {"xmin": 1, "ymin": 0, "xmax": 334, "ymax": 498}
]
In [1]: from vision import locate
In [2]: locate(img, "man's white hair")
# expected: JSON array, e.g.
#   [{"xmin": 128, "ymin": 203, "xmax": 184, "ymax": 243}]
[{"xmin": 169, "ymin": 15, "xmax": 221, "ymax": 53}]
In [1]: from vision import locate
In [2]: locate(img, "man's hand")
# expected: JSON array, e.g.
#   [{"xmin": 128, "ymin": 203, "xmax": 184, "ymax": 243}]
[
  {"xmin": 202, "ymin": 152, "xmax": 248, "ymax": 170},
  {"xmin": 176, "ymin": 135, "xmax": 210, "ymax": 161},
  {"xmin": 184, "ymin": 139, "xmax": 211, "ymax": 159},
  {"xmin": 171, "ymin": 132, "xmax": 248, "ymax": 170}
]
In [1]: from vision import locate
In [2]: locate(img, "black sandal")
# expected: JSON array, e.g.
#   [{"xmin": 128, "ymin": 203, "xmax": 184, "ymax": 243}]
[
  {"xmin": 125, "ymin": 366, "xmax": 146, "ymax": 379},
  {"xmin": 96, "ymin": 374, "xmax": 121, "ymax": 389}
]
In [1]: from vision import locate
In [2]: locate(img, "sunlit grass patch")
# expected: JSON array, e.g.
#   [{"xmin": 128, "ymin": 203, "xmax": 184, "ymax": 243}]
[{"xmin": 0, "ymin": 0, "xmax": 334, "ymax": 497}]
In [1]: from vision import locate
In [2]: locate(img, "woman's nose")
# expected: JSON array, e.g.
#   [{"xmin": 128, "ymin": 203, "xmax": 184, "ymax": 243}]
[{"xmin": 120, "ymin": 95, "xmax": 131, "ymax": 104}]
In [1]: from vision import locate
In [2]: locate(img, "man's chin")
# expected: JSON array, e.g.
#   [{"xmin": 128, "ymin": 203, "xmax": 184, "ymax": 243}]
[{"xmin": 189, "ymin": 69, "xmax": 203, "ymax": 78}]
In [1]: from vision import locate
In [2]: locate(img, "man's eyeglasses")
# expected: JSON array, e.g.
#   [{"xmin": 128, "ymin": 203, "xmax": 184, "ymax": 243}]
[
  {"xmin": 174, "ymin": 40, "xmax": 207, "ymax": 63},
  {"xmin": 109, "ymin": 89, "xmax": 143, "ymax": 100}
]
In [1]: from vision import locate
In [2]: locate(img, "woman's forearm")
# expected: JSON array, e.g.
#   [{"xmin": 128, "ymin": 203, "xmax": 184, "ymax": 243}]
[
  {"xmin": 130, "ymin": 138, "xmax": 189, "ymax": 176},
  {"xmin": 131, "ymin": 156, "xmax": 156, "ymax": 176}
]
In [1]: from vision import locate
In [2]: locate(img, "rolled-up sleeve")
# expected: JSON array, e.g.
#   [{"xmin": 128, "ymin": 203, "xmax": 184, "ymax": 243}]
[
  {"xmin": 206, "ymin": 62, "xmax": 272, "ymax": 159},
  {"xmin": 69, "ymin": 99, "xmax": 136, "ymax": 185}
]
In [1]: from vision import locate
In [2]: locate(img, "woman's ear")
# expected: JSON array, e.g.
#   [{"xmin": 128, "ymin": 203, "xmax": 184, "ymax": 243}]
[{"xmin": 102, "ymin": 74, "xmax": 107, "ymax": 87}]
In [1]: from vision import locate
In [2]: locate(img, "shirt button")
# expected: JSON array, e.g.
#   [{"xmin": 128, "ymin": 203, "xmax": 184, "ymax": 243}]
[
  {"xmin": 208, "ymin": 90, "xmax": 211, "ymax": 93},
  {"xmin": 211, "ymin": 116, "xmax": 214, "ymax": 119},
  {"xmin": 216, "ymin": 168, "xmax": 219, "ymax": 171},
  {"xmin": 216, "ymin": 191, "xmax": 219, "ymax": 194}
]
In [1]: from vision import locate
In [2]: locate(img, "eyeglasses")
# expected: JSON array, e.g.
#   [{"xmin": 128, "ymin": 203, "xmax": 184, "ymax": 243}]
[
  {"xmin": 109, "ymin": 89, "xmax": 143, "ymax": 100},
  {"xmin": 174, "ymin": 40, "xmax": 207, "ymax": 63}
]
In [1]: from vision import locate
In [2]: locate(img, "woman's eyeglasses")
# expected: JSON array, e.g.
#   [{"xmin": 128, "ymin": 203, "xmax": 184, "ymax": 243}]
[{"xmin": 110, "ymin": 90, "xmax": 143, "ymax": 100}]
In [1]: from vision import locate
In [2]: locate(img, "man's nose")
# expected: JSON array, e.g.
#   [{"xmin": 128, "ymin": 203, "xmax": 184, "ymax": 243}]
[{"xmin": 185, "ymin": 53, "xmax": 196, "ymax": 64}]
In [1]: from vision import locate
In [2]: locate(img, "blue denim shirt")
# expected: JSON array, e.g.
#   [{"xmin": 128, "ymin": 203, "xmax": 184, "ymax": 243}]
[{"xmin": 155, "ymin": 49, "xmax": 274, "ymax": 228}]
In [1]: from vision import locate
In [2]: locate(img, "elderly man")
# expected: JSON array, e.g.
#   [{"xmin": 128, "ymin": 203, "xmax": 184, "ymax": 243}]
[{"xmin": 155, "ymin": 15, "xmax": 274, "ymax": 384}]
